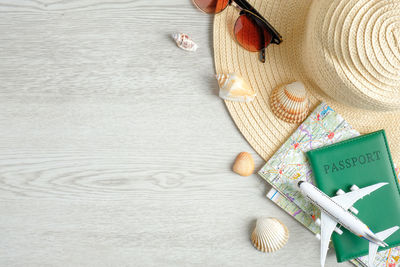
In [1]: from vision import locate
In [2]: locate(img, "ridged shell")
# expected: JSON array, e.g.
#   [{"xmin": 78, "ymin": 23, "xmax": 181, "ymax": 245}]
[
  {"xmin": 270, "ymin": 81, "xmax": 310, "ymax": 123},
  {"xmin": 232, "ymin": 152, "xmax": 254, "ymax": 176},
  {"xmin": 251, "ymin": 217, "xmax": 289, "ymax": 253},
  {"xmin": 216, "ymin": 73, "xmax": 256, "ymax": 102},
  {"xmin": 172, "ymin": 33, "xmax": 198, "ymax": 52}
]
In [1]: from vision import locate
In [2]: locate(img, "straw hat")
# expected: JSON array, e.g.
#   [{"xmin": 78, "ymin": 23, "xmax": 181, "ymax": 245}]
[{"xmin": 213, "ymin": 0, "xmax": 400, "ymax": 164}]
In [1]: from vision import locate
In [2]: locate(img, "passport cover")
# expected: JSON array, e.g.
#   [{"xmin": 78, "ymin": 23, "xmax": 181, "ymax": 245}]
[{"xmin": 306, "ymin": 130, "xmax": 400, "ymax": 262}]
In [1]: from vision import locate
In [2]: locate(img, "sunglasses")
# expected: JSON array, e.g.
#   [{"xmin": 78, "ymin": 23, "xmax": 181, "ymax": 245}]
[{"xmin": 193, "ymin": 0, "xmax": 283, "ymax": 63}]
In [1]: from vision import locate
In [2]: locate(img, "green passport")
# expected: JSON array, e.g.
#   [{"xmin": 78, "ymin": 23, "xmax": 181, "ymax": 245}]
[{"xmin": 306, "ymin": 130, "xmax": 400, "ymax": 262}]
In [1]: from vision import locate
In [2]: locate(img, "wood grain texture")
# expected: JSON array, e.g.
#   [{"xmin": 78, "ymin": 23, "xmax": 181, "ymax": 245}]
[{"xmin": 0, "ymin": 0, "xmax": 348, "ymax": 266}]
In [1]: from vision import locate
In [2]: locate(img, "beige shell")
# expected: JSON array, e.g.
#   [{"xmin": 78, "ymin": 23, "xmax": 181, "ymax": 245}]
[
  {"xmin": 232, "ymin": 152, "xmax": 254, "ymax": 176},
  {"xmin": 270, "ymin": 81, "xmax": 310, "ymax": 123},
  {"xmin": 172, "ymin": 33, "xmax": 198, "ymax": 52},
  {"xmin": 251, "ymin": 217, "xmax": 289, "ymax": 253},
  {"xmin": 216, "ymin": 73, "xmax": 256, "ymax": 102}
]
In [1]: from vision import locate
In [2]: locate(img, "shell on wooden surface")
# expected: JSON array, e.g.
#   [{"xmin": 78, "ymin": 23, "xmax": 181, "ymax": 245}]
[
  {"xmin": 232, "ymin": 152, "xmax": 254, "ymax": 176},
  {"xmin": 251, "ymin": 217, "xmax": 289, "ymax": 253},
  {"xmin": 172, "ymin": 33, "xmax": 198, "ymax": 52},
  {"xmin": 270, "ymin": 81, "xmax": 310, "ymax": 123},
  {"xmin": 216, "ymin": 73, "xmax": 256, "ymax": 102}
]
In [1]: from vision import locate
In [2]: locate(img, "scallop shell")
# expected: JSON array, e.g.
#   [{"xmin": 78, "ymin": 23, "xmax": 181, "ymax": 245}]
[
  {"xmin": 251, "ymin": 217, "xmax": 289, "ymax": 253},
  {"xmin": 233, "ymin": 152, "xmax": 254, "ymax": 176},
  {"xmin": 270, "ymin": 81, "xmax": 310, "ymax": 123},
  {"xmin": 216, "ymin": 73, "xmax": 256, "ymax": 102},
  {"xmin": 172, "ymin": 33, "xmax": 198, "ymax": 52}
]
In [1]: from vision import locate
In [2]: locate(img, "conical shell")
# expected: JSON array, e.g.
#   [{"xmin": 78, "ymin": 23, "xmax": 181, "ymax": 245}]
[
  {"xmin": 233, "ymin": 152, "xmax": 254, "ymax": 176},
  {"xmin": 251, "ymin": 217, "xmax": 289, "ymax": 253},
  {"xmin": 216, "ymin": 73, "xmax": 256, "ymax": 102},
  {"xmin": 270, "ymin": 81, "xmax": 310, "ymax": 123},
  {"xmin": 172, "ymin": 33, "xmax": 198, "ymax": 52}
]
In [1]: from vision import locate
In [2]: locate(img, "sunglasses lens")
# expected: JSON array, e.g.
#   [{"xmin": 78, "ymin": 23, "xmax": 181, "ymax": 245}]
[
  {"xmin": 234, "ymin": 13, "xmax": 272, "ymax": 52},
  {"xmin": 193, "ymin": 0, "xmax": 229, "ymax": 14}
]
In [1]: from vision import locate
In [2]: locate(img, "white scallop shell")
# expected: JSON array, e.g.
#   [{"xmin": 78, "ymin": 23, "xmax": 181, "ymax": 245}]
[
  {"xmin": 216, "ymin": 73, "xmax": 256, "ymax": 102},
  {"xmin": 251, "ymin": 217, "xmax": 289, "ymax": 253},
  {"xmin": 172, "ymin": 33, "xmax": 198, "ymax": 52},
  {"xmin": 270, "ymin": 81, "xmax": 310, "ymax": 123}
]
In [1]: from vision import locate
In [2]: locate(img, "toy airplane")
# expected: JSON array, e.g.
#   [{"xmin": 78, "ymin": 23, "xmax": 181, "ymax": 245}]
[{"xmin": 297, "ymin": 181, "xmax": 399, "ymax": 267}]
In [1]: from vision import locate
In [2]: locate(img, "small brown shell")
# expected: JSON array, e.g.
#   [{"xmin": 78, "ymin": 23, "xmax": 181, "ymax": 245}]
[
  {"xmin": 270, "ymin": 81, "xmax": 310, "ymax": 123},
  {"xmin": 233, "ymin": 152, "xmax": 254, "ymax": 176}
]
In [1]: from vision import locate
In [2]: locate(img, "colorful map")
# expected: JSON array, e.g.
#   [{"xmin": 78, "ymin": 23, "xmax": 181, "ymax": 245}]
[
  {"xmin": 259, "ymin": 103, "xmax": 359, "ymax": 217},
  {"xmin": 259, "ymin": 102, "xmax": 400, "ymax": 267},
  {"xmin": 266, "ymin": 188, "xmax": 320, "ymax": 234}
]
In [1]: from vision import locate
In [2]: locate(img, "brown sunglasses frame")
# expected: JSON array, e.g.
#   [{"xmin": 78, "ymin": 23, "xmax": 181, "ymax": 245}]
[{"xmin": 193, "ymin": 0, "xmax": 283, "ymax": 63}]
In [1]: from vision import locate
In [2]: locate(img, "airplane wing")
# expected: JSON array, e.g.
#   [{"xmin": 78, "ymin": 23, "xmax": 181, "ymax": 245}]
[
  {"xmin": 331, "ymin": 183, "xmax": 388, "ymax": 210},
  {"xmin": 368, "ymin": 226, "xmax": 399, "ymax": 267},
  {"xmin": 320, "ymin": 211, "xmax": 337, "ymax": 267}
]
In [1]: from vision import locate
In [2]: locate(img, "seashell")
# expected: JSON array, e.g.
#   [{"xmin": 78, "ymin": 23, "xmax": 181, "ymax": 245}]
[
  {"xmin": 233, "ymin": 152, "xmax": 254, "ymax": 176},
  {"xmin": 270, "ymin": 81, "xmax": 310, "ymax": 123},
  {"xmin": 216, "ymin": 73, "xmax": 256, "ymax": 102},
  {"xmin": 251, "ymin": 217, "xmax": 289, "ymax": 253},
  {"xmin": 172, "ymin": 33, "xmax": 198, "ymax": 52}
]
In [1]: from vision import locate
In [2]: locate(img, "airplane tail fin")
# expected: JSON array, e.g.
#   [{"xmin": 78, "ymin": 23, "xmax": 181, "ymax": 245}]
[{"xmin": 368, "ymin": 226, "xmax": 399, "ymax": 267}]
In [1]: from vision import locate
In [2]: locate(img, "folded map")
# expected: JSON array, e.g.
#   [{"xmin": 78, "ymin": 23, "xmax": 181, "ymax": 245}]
[{"xmin": 259, "ymin": 102, "xmax": 400, "ymax": 267}]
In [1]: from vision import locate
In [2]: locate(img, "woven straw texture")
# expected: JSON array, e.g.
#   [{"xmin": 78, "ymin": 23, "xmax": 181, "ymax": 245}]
[
  {"xmin": 304, "ymin": 0, "xmax": 400, "ymax": 110},
  {"xmin": 213, "ymin": 0, "xmax": 400, "ymax": 163}
]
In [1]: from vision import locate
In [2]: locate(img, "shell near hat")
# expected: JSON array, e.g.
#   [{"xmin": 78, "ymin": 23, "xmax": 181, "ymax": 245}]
[
  {"xmin": 302, "ymin": 0, "xmax": 400, "ymax": 111},
  {"xmin": 213, "ymin": 0, "xmax": 400, "ymax": 164}
]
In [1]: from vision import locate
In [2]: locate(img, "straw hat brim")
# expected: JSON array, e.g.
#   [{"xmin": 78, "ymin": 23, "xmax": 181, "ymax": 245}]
[{"xmin": 213, "ymin": 0, "xmax": 400, "ymax": 164}]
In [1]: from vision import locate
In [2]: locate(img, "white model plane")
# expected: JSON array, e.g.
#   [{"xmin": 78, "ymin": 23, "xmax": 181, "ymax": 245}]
[{"xmin": 297, "ymin": 181, "xmax": 399, "ymax": 267}]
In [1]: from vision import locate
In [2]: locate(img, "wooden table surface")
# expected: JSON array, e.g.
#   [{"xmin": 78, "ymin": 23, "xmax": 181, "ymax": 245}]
[{"xmin": 0, "ymin": 1, "xmax": 348, "ymax": 266}]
